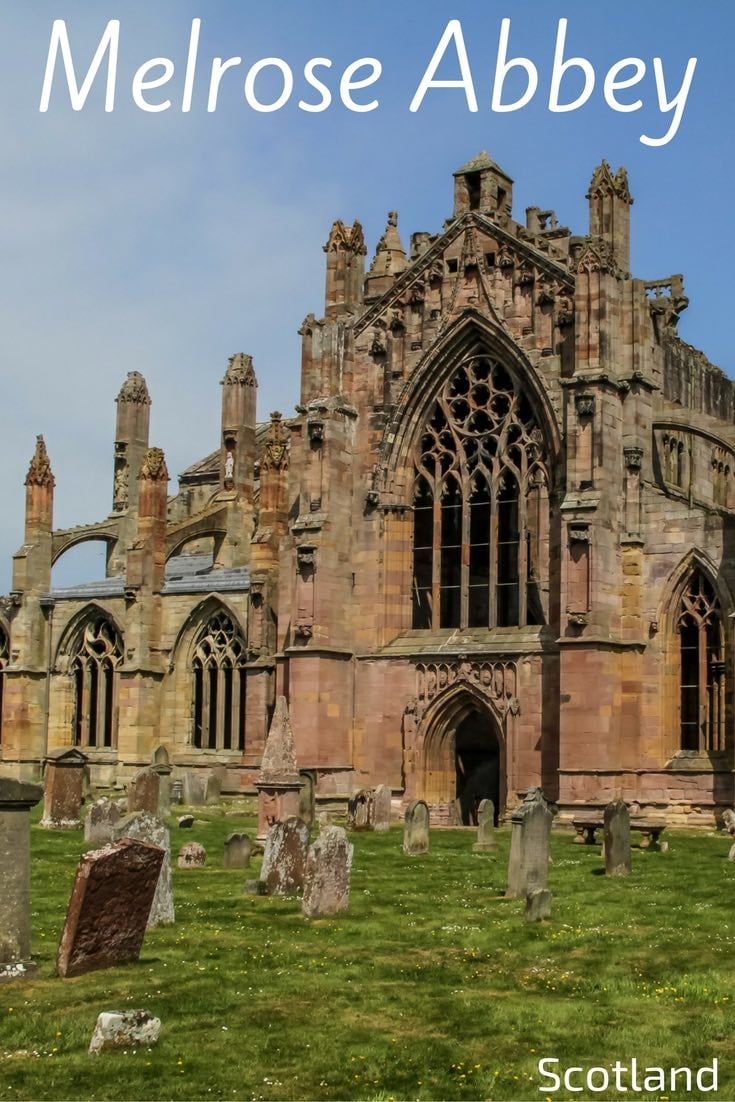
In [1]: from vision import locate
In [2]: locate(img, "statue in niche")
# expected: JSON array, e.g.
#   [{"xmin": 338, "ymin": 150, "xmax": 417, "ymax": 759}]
[
  {"xmin": 224, "ymin": 451, "xmax": 235, "ymax": 484},
  {"xmin": 113, "ymin": 465, "xmax": 128, "ymax": 511}
]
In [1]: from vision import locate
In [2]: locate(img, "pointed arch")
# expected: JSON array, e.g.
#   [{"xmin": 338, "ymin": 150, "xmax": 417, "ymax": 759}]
[
  {"xmin": 170, "ymin": 595, "xmax": 248, "ymax": 752},
  {"xmin": 380, "ymin": 311, "xmax": 561, "ymax": 495},
  {"xmin": 659, "ymin": 550, "xmax": 731, "ymax": 758},
  {"xmin": 54, "ymin": 603, "xmax": 124, "ymax": 749},
  {"xmin": 417, "ymin": 684, "xmax": 507, "ymax": 821},
  {"xmin": 394, "ymin": 316, "xmax": 555, "ymax": 630}
]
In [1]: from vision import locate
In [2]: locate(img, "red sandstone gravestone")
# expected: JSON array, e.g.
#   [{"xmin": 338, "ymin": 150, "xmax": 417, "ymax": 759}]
[
  {"xmin": 56, "ymin": 839, "xmax": 164, "ymax": 978},
  {"xmin": 41, "ymin": 747, "xmax": 87, "ymax": 829},
  {"xmin": 127, "ymin": 767, "xmax": 161, "ymax": 817}
]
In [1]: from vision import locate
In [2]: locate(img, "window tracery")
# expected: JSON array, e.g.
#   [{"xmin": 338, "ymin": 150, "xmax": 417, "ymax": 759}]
[
  {"xmin": 71, "ymin": 616, "xmax": 123, "ymax": 749},
  {"xmin": 192, "ymin": 611, "xmax": 246, "ymax": 751},
  {"xmin": 412, "ymin": 355, "xmax": 548, "ymax": 630},
  {"xmin": 677, "ymin": 573, "xmax": 726, "ymax": 752}
]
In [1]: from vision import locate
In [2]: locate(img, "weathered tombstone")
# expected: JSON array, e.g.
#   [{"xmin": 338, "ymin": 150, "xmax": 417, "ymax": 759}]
[
  {"xmin": 505, "ymin": 788, "xmax": 555, "ymax": 899},
  {"xmin": 178, "ymin": 814, "xmax": 194, "ymax": 829},
  {"xmin": 84, "ymin": 797, "xmax": 122, "ymax": 847},
  {"xmin": 317, "ymin": 811, "xmax": 333, "ymax": 831},
  {"xmin": 127, "ymin": 768, "xmax": 160, "ymax": 818},
  {"xmin": 151, "ymin": 747, "xmax": 172, "ymax": 818},
  {"xmin": 723, "ymin": 809, "xmax": 735, "ymax": 860},
  {"xmin": 604, "ymin": 800, "xmax": 632, "ymax": 876},
  {"xmin": 347, "ymin": 789, "xmax": 373, "ymax": 831},
  {"xmin": 0, "ymin": 778, "xmax": 43, "ymax": 978},
  {"xmin": 56, "ymin": 839, "xmax": 164, "ymax": 978},
  {"xmin": 170, "ymin": 778, "xmax": 184, "ymax": 805},
  {"xmin": 472, "ymin": 799, "xmax": 497, "ymax": 852},
  {"xmin": 372, "ymin": 785, "xmax": 392, "ymax": 832},
  {"xmin": 525, "ymin": 888, "xmax": 553, "ymax": 923},
  {"xmin": 177, "ymin": 841, "xmax": 206, "ymax": 868},
  {"xmin": 302, "ymin": 826, "xmax": 353, "ymax": 917},
  {"xmin": 182, "ymin": 771, "xmax": 206, "ymax": 807},
  {"xmin": 223, "ymin": 832, "xmax": 252, "ymax": 869},
  {"xmin": 205, "ymin": 771, "xmax": 222, "ymax": 806},
  {"xmin": 403, "ymin": 800, "xmax": 430, "ymax": 855},
  {"xmin": 89, "ymin": 1010, "xmax": 161, "ymax": 1055},
  {"xmin": 298, "ymin": 771, "xmax": 316, "ymax": 828},
  {"xmin": 255, "ymin": 697, "xmax": 302, "ymax": 840},
  {"xmin": 41, "ymin": 747, "xmax": 87, "ymax": 829},
  {"xmin": 260, "ymin": 817, "xmax": 310, "ymax": 895},
  {"xmin": 114, "ymin": 812, "xmax": 174, "ymax": 927}
]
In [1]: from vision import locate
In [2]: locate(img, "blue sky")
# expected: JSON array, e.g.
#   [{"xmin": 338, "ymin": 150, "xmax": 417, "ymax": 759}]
[{"xmin": 1, "ymin": 1, "xmax": 732, "ymax": 589}]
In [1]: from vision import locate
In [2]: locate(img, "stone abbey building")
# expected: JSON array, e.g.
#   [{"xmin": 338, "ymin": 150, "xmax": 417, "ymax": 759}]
[{"xmin": 2, "ymin": 153, "xmax": 735, "ymax": 825}]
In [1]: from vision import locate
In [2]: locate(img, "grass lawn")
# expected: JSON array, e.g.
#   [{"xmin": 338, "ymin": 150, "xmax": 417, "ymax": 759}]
[{"xmin": 1, "ymin": 807, "xmax": 735, "ymax": 1101}]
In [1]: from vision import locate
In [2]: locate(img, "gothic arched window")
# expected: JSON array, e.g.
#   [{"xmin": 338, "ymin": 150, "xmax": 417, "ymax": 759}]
[
  {"xmin": 192, "ymin": 611, "xmax": 246, "ymax": 751},
  {"xmin": 412, "ymin": 355, "xmax": 548, "ymax": 630},
  {"xmin": 0, "ymin": 625, "xmax": 8, "ymax": 745},
  {"xmin": 678, "ymin": 573, "xmax": 726, "ymax": 752},
  {"xmin": 72, "ymin": 616, "xmax": 123, "ymax": 748}
]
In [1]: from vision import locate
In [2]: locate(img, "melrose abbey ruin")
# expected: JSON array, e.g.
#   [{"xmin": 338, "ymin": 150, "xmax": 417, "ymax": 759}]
[{"xmin": 2, "ymin": 153, "xmax": 735, "ymax": 826}]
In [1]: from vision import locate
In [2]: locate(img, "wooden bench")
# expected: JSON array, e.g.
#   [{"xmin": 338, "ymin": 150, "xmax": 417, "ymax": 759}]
[{"xmin": 571, "ymin": 817, "xmax": 666, "ymax": 849}]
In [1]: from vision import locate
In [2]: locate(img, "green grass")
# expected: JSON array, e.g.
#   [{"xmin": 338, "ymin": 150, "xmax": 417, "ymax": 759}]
[{"xmin": 2, "ymin": 808, "xmax": 735, "ymax": 1101}]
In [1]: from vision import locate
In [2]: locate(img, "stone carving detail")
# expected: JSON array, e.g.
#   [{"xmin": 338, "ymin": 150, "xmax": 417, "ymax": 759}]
[
  {"xmin": 624, "ymin": 446, "xmax": 643, "ymax": 471},
  {"xmin": 25, "ymin": 435, "xmax": 54, "ymax": 488},
  {"xmin": 324, "ymin": 219, "xmax": 366, "ymax": 256},
  {"xmin": 414, "ymin": 660, "xmax": 518, "ymax": 718},
  {"xmin": 113, "ymin": 445, "xmax": 128, "ymax": 511},
  {"xmin": 262, "ymin": 411, "xmax": 289, "ymax": 470},
  {"xmin": 568, "ymin": 524, "xmax": 591, "ymax": 544},
  {"xmin": 307, "ymin": 419, "xmax": 324, "ymax": 445},
  {"xmin": 221, "ymin": 352, "xmax": 256, "ymax": 387},
  {"xmin": 574, "ymin": 394, "xmax": 595, "ymax": 419},
  {"xmin": 139, "ymin": 448, "xmax": 168, "ymax": 482},
  {"xmin": 116, "ymin": 371, "xmax": 151, "ymax": 406}
]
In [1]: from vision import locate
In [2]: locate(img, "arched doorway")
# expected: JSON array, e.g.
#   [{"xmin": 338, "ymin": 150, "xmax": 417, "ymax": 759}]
[
  {"xmin": 455, "ymin": 711, "xmax": 501, "ymax": 825},
  {"xmin": 419, "ymin": 690, "xmax": 506, "ymax": 824}
]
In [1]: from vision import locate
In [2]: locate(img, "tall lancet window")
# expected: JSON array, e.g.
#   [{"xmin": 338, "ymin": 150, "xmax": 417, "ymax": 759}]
[
  {"xmin": 412, "ymin": 355, "xmax": 549, "ymax": 630},
  {"xmin": 192, "ymin": 611, "xmax": 246, "ymax": 751},
  {"xmin": 72, "ymin": 616, "xmax": 123, "ymax": 749},
  {"xmin": 678, "ymin": 573, "xmax": 726, "ymax": 752},
  {"xmin": 0, "ymin": 625, "xmax": 8, "ymax": 745}
]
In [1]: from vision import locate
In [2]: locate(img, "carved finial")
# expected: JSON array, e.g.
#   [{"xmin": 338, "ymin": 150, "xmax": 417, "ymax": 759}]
[
  {"xmin": 323, "ymin": 219, "xmax": 367, "ymax": 256},
  {"xmin": 138, "ymin": 447, "xmax": 169, "ymax": 482},
  {"xmin": 258, "ymin": 696, "xmax": 299, "ymax": 783},
  {"xmin": 116, "ymin": 371, "xmax": 151, "ymax": 405},
  {"xmin": 368, "ymin": 211, "xmax": 407, "ymax": 277},
  {"xmin": 221, "ymin": 353, "xmax": 257, "ymax": 387},
  {"xmin": 25, "ymin": 435, "xmax": 54, "ymax": 488},
  {"xmin": 262, "ymin": 411, "xmax": 290, "ymax": 471},
  {"xmin": 613, "ymin": 166, "xmax": 633, "ymax": 204},
  {"xmin": 587, "ymin": 160, "xmax": 633, "ymax": 204}
]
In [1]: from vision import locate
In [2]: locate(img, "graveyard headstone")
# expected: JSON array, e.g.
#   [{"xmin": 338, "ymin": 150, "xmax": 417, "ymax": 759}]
[
  {"xmin": 604, "ymin": 800, "xmax": 632, "ymax": 876},
  {"xmin": 223, "ymin": 832, "xmax": 252, "ymax": 869},
  {"xmin": 260, "ymin": 817, "xmax": 310, "ymax": 895},
  {"xmin": 505, "ymin": 788, "xmax": 555, "ymax": 898},
  {"xmin": 403, "ymin": 800, "xmax": 430, "ymax": 855},
  {"xmin": 114, "ymin": 812, "xmax": 174, "ymax": 927},
  {"xmin": 372, "ymin": 785, "xmax": 392, "ymax": 832},
  {"xmin": 302, "ymin": 826, "xmax": 353, "ymax": 917},
  {"xmin": 472, "ymin": 799, "xmax": 497, "ymax": 852},
  {"xmin": 0, "ymin": 778, "xmax": 43, "ymax": 976}
]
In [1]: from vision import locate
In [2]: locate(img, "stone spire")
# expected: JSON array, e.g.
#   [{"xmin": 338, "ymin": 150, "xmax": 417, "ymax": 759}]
[
  {"xmin": 323, "ymin": 219, "xmax": 366, "ymax": 317},
  {"xmin": 586, "ymin": 160, "xmax": 633, "ymax": 273},
  {"xmin": 258, "ymin": 696, "xmax": 299, "ymax": 784},
  {"xmin": 221, "ymin": 353, "xmax": 256, "ymax": 388},
  {"xmin": 116, "ymin": 371, "xmax": 151, "ymax": 406},
  {"xmin": 25, "ymin": 435, "xmax": 54, "ymax": 488},
  {"xmin": 368, "ymin": 212, "xmax": 408, "ymax": 278}
]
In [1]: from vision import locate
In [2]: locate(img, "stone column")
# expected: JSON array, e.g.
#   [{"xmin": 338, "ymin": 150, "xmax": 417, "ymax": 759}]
[{"xmin": 0, "ymin": 778, "xmax": 43, "ymax": 976}]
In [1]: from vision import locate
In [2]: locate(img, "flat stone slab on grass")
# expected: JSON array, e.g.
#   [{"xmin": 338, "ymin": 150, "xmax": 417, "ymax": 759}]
[
  {"xmin": 57, "ymin": 839, "xmax": 164, "ymax": 978},
  {"xmin": 89, "ymin": 1010, "xmax": 161, "ymax": 1054}
]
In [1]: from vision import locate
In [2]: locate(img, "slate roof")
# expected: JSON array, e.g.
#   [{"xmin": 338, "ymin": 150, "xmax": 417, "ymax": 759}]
[{"xmin": 48, "ymin": 554, "xmax": 250, "ymax": 600}]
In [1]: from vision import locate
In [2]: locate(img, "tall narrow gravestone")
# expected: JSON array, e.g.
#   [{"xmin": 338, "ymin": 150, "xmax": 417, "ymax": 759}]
[
  {"xmin": 347, "ymin": 789, "xmax": 373, "ymax": 831},
  {"xmin": 0, "ymin": 778, "xmax": 43, "ymax": 977},
  {"xmin": 472, "ymin": 799, "xmax": 497, "ymax": 852},
  {"xmin": 114, "ymin": 812, "xmax": 175, "ymax": 927},
  {"xmin": 255, "ymin": 697, "xmax": 302, "ymax": 841},
  {"xmin": 57, "ymin": 839, "xmax": 164, "ymax": 978},
  {"xmin": 259, "ymin": 817, "xmax": 310, "ymax": 895},
  {"xmin": 403, "ymin": 800, "xmax": 429, "ymax": 855},
  {"xmin": 604, "ymin": 800, "xmax": 632, "ymax": 876},
  {"xmin": 372, "ymin": 785, "xmax": 392, "ymax": 832},
  {"xmin": 127, "ymin": 767, "xmax": 161, "ymax": 818},
  {"xmin": 302, "ymin": 826, "xmax": 353, "ymax": 917},
  {"xmin": 41, "ymin": 747, "xmax": 87, "ymax": 829},
  {"xmin": 505, "ymin": 788, "xmax": 555, "ymax": 898}
]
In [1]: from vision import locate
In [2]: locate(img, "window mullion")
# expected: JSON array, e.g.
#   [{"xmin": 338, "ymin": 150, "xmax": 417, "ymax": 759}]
[
  {"xmin": 698, "ymin": 621, "xmax": 708, "ymax": 751},
  {"xmin": 518, "ymin": 481, "xmax": 528, "ymax": 626},
  {"xmin": 460, "ymin": 483, "xmax": 470, "ymax": 629},
  {"xmin": 489, "ymin": 484, "xmax": 497, "ymax": 628},
  {"xmin": 432, "ymin": 495, "xmax": 442, "ymax": 631}
]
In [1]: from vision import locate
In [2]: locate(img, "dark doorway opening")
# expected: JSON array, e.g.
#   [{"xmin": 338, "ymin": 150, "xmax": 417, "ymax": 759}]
[{"xmin": 455, "ymin": 711, "xmax": 500, "ymax": 825}]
